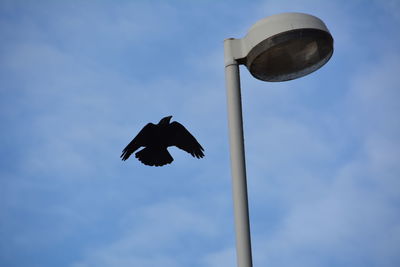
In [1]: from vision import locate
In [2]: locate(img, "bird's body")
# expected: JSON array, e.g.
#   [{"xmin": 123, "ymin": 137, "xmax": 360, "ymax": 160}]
[{"xmin": 121, "ymin": 116, "xmax": 204, "ymax": 166}]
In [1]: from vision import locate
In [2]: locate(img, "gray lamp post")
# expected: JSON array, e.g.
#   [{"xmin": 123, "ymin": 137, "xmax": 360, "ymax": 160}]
[{"xmin": 224, "ymin": 13, "xmax": 334, "ymax": 267}]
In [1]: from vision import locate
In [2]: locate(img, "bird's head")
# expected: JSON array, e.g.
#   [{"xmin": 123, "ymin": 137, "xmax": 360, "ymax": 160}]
[{"xmin": 158, "ymin": 115, "xmax": 172, "ymax": 125}]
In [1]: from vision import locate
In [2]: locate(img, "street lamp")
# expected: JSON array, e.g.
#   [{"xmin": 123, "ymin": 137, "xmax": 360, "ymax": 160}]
[{"xmin": 224, "ymin": 13, "xmax": 333, "ymax": 267}]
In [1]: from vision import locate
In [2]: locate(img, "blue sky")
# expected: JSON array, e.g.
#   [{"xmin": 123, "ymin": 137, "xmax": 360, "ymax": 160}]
[{"xmin": 1, "ymin": 0, "xmax": 399, "ymax": 266}]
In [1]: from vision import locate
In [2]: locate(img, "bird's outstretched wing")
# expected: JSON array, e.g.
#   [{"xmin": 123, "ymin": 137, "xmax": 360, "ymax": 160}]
[
  {"xmin": 168, "ymin": 121, "xmax": 204, "ymax": 158},
  {"xmin": 121, "ymin": 123, "xmax": 156, "ymax": 161}
]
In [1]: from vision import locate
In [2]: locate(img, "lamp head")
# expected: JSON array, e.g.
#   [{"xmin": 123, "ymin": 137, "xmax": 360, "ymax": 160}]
[{"xmin": 230, "ymin": 13, "xmax": 334, "ymax": 82}]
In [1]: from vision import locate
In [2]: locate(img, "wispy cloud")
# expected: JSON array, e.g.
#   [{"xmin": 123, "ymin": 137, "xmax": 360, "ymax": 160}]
[
  {"xmin": 70, "ymin": 196, "xmax": 231, "ymax": 267},
  {"xmin": 1, "ymin": 1, "xmax": 400, "ymax": 267}
]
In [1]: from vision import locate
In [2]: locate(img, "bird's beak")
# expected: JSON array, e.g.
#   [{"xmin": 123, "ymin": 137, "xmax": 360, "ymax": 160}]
[{"xmin": 159, "ymin": 115, "xmax": 173, "ymax": 125}]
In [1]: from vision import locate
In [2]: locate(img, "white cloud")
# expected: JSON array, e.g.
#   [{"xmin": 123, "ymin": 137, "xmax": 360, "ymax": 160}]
[
  {"xmin": 70, "ymin": 197, "xmax": 228, "ymax": 267},
  {"xmin": 203, "ymin": 247, "xmax": 236, "ymax": 267},
  {"xmin": 2, "ymin": 1, "xmax": 400, "ymax": 267}
]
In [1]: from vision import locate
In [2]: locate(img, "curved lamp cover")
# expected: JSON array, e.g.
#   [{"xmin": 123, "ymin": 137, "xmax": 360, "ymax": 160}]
[{"xmin": 233, "ymin": 13, "xmax": 334, "ymax": 82}]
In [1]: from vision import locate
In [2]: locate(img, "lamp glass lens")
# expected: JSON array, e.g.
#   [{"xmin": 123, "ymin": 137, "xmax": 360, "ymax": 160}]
[{"xmin": 248, "ymin": 29, "xmax": 333, "ymax": 82}]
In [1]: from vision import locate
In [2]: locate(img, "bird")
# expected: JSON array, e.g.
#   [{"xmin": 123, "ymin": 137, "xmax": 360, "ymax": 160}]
[{"xmin": 121, "ymin": 116, "xmax": 204, "ymax": 166}]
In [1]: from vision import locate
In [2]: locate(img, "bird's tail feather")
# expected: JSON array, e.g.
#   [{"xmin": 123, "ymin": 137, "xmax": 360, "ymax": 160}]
[{"xmin": 135, "ymin": 147, "xmax": 173, "ymax": 167}]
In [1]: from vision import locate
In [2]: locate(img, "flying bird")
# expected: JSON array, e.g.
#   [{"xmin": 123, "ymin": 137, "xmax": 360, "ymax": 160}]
[{"xmin": 121, "ymin": 116, "xmax": 204, "ymax": 166}]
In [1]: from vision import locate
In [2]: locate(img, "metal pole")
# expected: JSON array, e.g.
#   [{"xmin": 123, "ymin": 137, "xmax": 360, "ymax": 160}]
[{"xmin": 224, "ymin": 39, "xmax": 253, "ymax": 267}]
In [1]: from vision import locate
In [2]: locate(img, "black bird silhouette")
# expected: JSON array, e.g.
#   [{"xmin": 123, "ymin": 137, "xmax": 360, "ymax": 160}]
[{"xmin": 121, "ymin": 116, "xmax": 204, "ymax": 166}]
